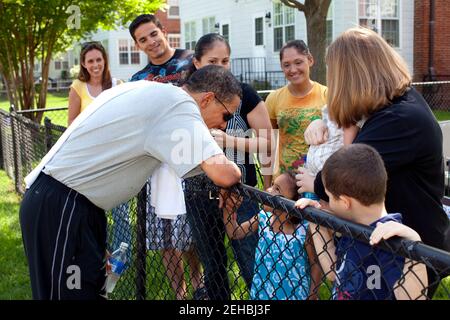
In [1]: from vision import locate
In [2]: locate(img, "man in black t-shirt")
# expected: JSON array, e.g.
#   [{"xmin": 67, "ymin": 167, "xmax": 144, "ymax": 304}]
[
  {"xmin": 129, "ymin": 14, "xmax": 192, "ymax": 85},
  {"xmin": 128, "ymin": 14, "xmax": 200, "ymax": 300}
]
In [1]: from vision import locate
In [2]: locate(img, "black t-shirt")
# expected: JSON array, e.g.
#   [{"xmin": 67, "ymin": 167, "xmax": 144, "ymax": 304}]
[
  {"xmin": 314, "ymin": 87, "xmax": 450, "ymax": 250},
  {"xmin": 130, "ymin": 49, "xmax": 192, "ymax": 86},
  {"xmin": 225, "ymin": 83, "xmax": 262, "ymax": 187}
]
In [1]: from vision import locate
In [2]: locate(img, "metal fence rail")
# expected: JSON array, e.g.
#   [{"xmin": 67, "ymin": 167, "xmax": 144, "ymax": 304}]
[{"xmin": 0, "ymin": 105, "xmax": 449, "ymax": 301}]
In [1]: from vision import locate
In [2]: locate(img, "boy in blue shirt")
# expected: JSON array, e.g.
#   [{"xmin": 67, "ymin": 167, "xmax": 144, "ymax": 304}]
[{"xmin": 296, "ymin": 144, "xmax": 428, "ymax": 300}]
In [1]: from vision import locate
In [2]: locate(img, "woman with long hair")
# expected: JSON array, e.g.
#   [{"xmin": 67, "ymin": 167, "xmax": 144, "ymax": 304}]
[
  {"xmin": 296, "ymin": 27, "xmax": 449, "ymax": 298},
  {"xmin": 68, "ymin": 41, "xmax": 121, "ymax": 125},
  {"xmin": 182, "ymin": 33, "xmax": 274, "ymax": 299},
  {"xmin": 265, "ymin": 40, "xmax": 327, "ymax": 174}
]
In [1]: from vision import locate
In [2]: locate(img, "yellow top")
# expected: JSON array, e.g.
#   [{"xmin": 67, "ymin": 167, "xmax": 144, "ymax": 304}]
[
  {"xmin": 266, "ymin": 82, "xmax": 327, "ymax": 173},
  {"xmin": 71, "ymin": 78, "xmax": 123, "ymax": 112}
]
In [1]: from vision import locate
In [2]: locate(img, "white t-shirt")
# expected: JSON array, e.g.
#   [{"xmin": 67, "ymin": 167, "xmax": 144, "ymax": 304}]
[
  {"xmin": 42, "ymin": 81, "xmax": 222, "ymax": 210},
  {"xmin": 306, "ymin": 106, "xmax": 344, "ymax": 176}
]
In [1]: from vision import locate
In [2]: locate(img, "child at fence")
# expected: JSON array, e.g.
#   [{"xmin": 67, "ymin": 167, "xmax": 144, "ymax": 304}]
[
  {"xmin": 296, "ymin": 144, "xmax": 428, "ymax": 300},
  {"xmin": 223, "ymin": 171, "xmax": 321, "ymax": 300}
]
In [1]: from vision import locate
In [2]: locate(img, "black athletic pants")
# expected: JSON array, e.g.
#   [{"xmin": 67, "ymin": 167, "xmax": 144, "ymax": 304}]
[{"xmin": 20, "ymin": 172, "xmax": 107, "ymax": 300}]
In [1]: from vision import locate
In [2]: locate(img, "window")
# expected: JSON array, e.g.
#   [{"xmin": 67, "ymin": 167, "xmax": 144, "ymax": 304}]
[
  {"xmin": 62, "ymin": 61, "xmax": 69, "ymax": 70},
  {"xmin": 273, "ymin": 1, "xmax": 296, "ymax": 51},
  {"xmin": 202, "ymin": 17, "xmax": 216, "ymax": 35},
  {"xmin": 130, "ymin": 42, "xmax": 140, "ymax": 64},
  {"xmin": 326, "ymin": 1, "xmax": 333, "ymax": 46},
  {"xmin": 54, "ymin": 61, "xmax": 61, "ymax": 70},
  {"xmin": 222, "ymin": 24, "xmax": 229, "ymax": 43},
  {"xmin": 255, "ymin": 17, "xmax": 264, "ymax": 46},
  {"xmin": 119, "ymin": 39, "xmax": 140, "ymax": 65},
  {"xmin": 184, "ymin": 21, "xmax": 197, "ymax": 50},
  {"xmin": 168, "ymin": 34, "xmax": 181, "ymax": 49},
  {"xmin": 359, "ymin": 0, "xmax": 400, "ymax": 47},
  {"xmin": 167, "ymin": 0, "xmax": 179, "ymax": 18}
]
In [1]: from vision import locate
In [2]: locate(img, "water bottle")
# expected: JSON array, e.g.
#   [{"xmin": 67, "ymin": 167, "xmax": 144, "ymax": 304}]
[
  {"xmin": 301, "ymin": 155, "xmax": 320, "ymax": 201},
  {"xmin": 106, "ymin": 242, "xmax": 129, "ymax": 294}
]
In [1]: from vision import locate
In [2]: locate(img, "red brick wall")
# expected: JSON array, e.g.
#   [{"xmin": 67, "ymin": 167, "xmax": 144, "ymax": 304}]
[
  {"xmin": 414, "ymin": 0, "xmax": 450, "ymax": 81},
  {"xmin": 155, "ymin": 9, "xmax": 180, "ymax": 34}
]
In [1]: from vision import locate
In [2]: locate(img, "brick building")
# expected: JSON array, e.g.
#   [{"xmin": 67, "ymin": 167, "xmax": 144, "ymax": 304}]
[
  {"xmin": 155, "ymin": 0, "xmax": 181, "ymax": 49},
  {"xmin": 414, "ymin": 0, "xmax": 450, "ymax": 81}
]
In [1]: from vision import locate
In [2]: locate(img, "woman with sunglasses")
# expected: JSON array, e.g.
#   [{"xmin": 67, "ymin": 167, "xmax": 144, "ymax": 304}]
[
  {"xmin": 68, "ymin": 42, "xmax": 122, "ymax": 125},
  {"xmin": 182, "ymin": 33, "xmax": 273, "ymax": 300}
]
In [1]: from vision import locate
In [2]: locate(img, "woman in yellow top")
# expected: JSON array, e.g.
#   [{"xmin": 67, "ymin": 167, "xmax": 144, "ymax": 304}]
[
  {"xmin": 266, "ymin": 40, "xmax": 327, "ymax": 173},
  {"xmin": 68, "ymin": 42, "xmax": 122, "ymax": 125}
]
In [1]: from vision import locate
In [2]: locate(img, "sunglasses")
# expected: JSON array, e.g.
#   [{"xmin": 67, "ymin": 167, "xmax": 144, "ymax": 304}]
[
  {"xmin": 81, "ymin": 41, "xmax": 101, "ymax": 50},
  {"xmin": 215, "ymin": 96, "xmax": 234, "ymax": 122}
]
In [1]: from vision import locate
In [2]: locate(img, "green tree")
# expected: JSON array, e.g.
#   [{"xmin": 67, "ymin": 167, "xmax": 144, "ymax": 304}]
[
  {"xmin": 0, "ymin": 0, "xmax": 164, "ymax": 120},
  {"xmin": 279, "ymin": 0, "xmax": 331, "ymax": 85}
]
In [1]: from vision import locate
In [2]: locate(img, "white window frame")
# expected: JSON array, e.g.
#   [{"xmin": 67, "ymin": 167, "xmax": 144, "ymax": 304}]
[
  {"xmin": 202, "ymin": 16, "xmax": 216, "ymax": 35},
  {"xmin": 168, "ymin": 33, "xmax": 181, "ymax": 49},
  {"xmin": 167, "ymin": 0, "xmax": 179, "ymax": 19},
  {"xmin": 358, "ymin": 0, "xmax": 401, "ymax": 48},
  {"xmin": 326, "ymin": 1, "xmax": 334, "ymax": 46},
  {"xmin": 184, "ymin": 21, "xmax": 197, "ymax": 50},
  {"xmin": 221, "ymin": 24, "xmax": 230, "ymax": 43},
  {"xmin": 255, "ymin": 17, "xmax": 264, "ymax": 46},
  {"xmin": 273, "ymin": 1, "xmax": 296, "ymax": 52},
  {"xmin": 118, "ymin": 39, "xmax": 140, "ymax": 65}
]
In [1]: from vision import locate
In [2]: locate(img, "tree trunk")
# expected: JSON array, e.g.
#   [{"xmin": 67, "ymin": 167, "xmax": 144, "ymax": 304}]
[{"xmin": 306, "ymin": 11, "xmax": 328, "ymax": 85}]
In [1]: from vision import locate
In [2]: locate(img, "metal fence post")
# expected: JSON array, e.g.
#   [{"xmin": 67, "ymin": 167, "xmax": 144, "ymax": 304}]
[
  {"xmin": 135, "ymin": 185, "xmax": 147, "ymax": 300},
  {"xmin": 9, "ymin": 105, "xmax": 21, "ymax": 193},
  {"xmin": 0, "ymin": 112, "xmax": 4, "ymax": 170},
  {"xmin": 44, "ymin": 117, "xmax": 53, "ymax": 152}
]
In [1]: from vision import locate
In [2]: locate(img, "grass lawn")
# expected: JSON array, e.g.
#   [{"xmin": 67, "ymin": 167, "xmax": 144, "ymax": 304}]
[
  {"xmin": 0, "ymin": 170, "xmax": 31, "ymax": 299},
  {"xmin": 434, "ymin": 110, "xmax": 450, "ymax": 121},
  {"xmin": 0, "ymin": 91, "xmax": 69, "ymax": 127}
]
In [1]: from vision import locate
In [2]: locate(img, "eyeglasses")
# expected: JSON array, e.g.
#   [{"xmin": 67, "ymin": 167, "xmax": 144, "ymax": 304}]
[{"xmin": 215, "ymin": 96, "xmax": 234, "ymax": 122}]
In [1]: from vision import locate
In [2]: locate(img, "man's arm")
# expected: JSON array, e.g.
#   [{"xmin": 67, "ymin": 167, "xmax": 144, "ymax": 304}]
[
  {"xmin": 201, "ymin": 154, "xmax": 241, "ymax": 188},
  {"xmin": 295, "ymin": 198, "xmax": 337, "ymax": 282},
  {"xmin": 305, "ymin": 229, "xmax": 324, "ymax": 299},
  {"xmin": 223, "ymin": 210, "xmax": 258, "ymax": 240},
  {"xmin": 369, "ymin": 221, "xmax": 428, "ymax": 300}
]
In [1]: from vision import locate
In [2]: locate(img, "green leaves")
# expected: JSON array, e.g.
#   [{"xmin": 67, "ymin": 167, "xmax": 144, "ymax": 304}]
[{"xmin": 0, "ymin": 0, "xmax": 165, "ymax": 111}]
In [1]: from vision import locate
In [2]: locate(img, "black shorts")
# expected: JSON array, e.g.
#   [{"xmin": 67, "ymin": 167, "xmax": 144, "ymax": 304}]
[{"xmin": 20, "ymin": 172, "xmax": 107, "ymax": 300}]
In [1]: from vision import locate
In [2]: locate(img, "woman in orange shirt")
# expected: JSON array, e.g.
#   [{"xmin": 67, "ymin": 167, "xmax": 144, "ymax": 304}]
[{"xmin": 265, "ymin": 40, "xmax": 327, "ymax": 174}]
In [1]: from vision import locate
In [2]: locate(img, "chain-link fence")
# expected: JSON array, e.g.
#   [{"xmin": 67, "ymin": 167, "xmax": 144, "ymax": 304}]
[
  {"xmin": 255, "ymin": 81, "xmax": 450, "ymax": 113},
  {"xmin": 413, "ymin": 81, "xmax": 450, "ymax": 112},
  {"xmin": 1, "ymin": 105, "xmax": 450, "ymax": 300}
]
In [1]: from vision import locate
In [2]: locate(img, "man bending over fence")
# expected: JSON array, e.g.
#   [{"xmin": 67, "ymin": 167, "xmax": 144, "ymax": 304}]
[{"xmin": 19, "ymin": 65, "xmax": 242, "ymax": 300}]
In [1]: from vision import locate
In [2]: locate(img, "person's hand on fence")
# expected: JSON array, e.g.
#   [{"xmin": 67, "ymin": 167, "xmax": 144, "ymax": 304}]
[
  {"xmin": 369, "ymin": 221, "xmax": 422, "ymax": 246},
  {"xmin": 219, "ymin": 188, "xmax": 243, "ymax": 214},
  {"xmin": 105, "ymin": 249, "xmax": 112, "ymax": 275},
  {"xmin": 296, "ymin": 167, "xmax": 315, "ymax": 194},
  {"xmin": 370, "ymin": 221, "xmax": 428, "ymax": 300},
  {"xmin": 295, "ymin": 197, "xmax": 322, "ymax": 210},
  {"xmin": 304, "ymin": 119, "xmax": 328, "ymax": 145}
]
